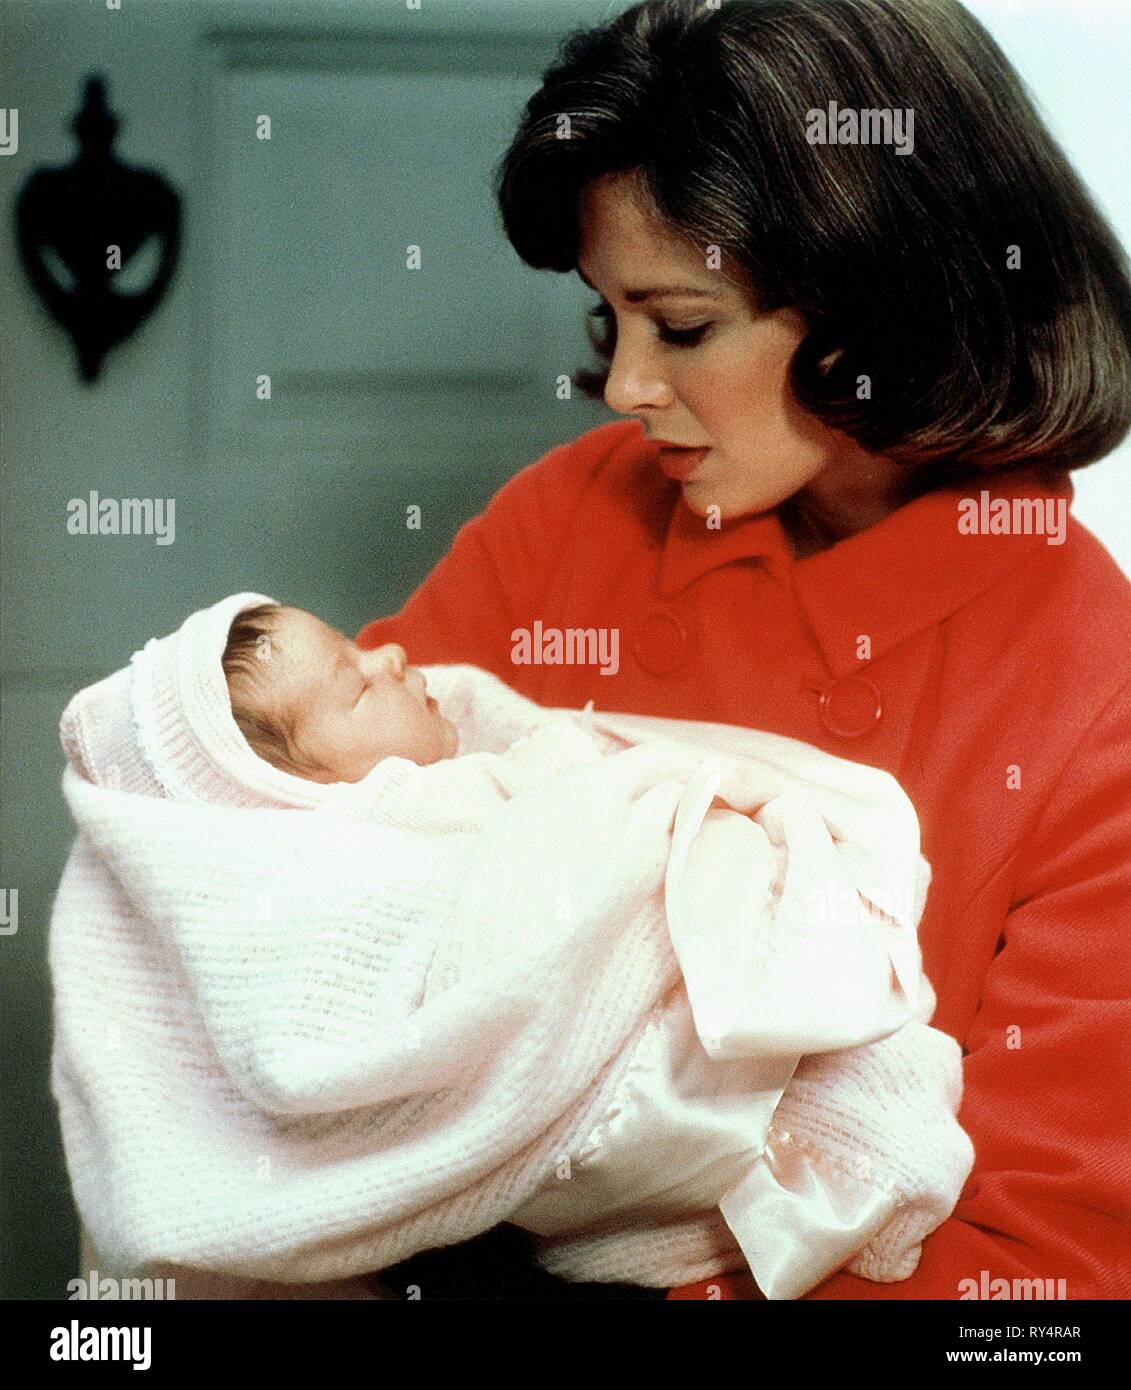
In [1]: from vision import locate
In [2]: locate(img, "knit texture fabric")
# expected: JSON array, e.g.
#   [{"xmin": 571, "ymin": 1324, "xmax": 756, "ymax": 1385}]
[
  {"xmin": 58, "ymin": 591, "xmax": 349, "ymax": 809},
  {"xmin": 50, "ymin": 606, "xmax": 972, "ymax": 1294}
]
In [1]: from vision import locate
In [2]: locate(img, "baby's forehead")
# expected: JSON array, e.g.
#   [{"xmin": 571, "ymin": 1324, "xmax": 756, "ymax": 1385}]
[
  {"xmin": 267, "ymin": 608, "xmax": 356, "ymax": 695},
  {"xmin": 276, "ymin": 606, "xmax": 348, "ymax": 650}
]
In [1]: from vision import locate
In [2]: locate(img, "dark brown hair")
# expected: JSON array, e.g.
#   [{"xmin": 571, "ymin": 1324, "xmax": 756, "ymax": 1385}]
[
  {"xmin": 494, "ymin": 0, "xmax": 1131, "ymax": 486},
  {"xmin": 221, "ymin": 603, "xmax": 320, "ymax": 779}
]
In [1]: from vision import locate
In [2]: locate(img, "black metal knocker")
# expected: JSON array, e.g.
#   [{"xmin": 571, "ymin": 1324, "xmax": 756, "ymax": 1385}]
[{"xmin": 14, "ymin": 74, "xmax": 182, "ymax": 383}]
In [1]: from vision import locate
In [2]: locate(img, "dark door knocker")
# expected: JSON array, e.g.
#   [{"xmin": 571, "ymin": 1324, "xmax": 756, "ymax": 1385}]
[{"xmin": 15, "ymin": 75, "xmax": 182, "ymax": 383}]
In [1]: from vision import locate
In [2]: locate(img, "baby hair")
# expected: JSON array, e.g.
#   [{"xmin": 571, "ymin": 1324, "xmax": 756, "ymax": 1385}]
[{"xmin": 221, "ymin": 604, "xmax": 324, "ymax": 780}]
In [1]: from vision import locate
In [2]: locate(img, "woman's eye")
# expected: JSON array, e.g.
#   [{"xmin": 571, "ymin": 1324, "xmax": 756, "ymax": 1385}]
[
  {"xmin": 586, "ymin": 301, "xmax": 710, "ymax": 349},
  {"xmin": 657, "ymin": 321, "xmax": 710, "ymax": 348}
]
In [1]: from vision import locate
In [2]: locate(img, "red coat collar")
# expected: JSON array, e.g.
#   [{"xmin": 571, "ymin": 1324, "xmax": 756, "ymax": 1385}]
[{"xmin": 657, "ymin": 467, "xmax": 1075, "ymax": 678}]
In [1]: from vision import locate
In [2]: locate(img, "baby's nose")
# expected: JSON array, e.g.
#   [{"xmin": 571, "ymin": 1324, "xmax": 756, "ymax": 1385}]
[
  {"xmin": 358, "ymin": 642, "xmax": 408, "ymax": 680},
  {"xmin": 379, "ymin": 643, "xmax": 407, "ymax": 677}
]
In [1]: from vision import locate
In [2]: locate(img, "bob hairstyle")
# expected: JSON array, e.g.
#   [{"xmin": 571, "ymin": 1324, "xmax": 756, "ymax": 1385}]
[{"xmin": 494, "ymin": 0, "xmax": 1131, "ymax": 486}]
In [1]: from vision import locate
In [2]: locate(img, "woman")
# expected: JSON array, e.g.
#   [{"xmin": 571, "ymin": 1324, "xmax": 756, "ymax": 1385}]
[{"xmin": 361, "ymin": 0, "xmax": 1131, "ymax": 1299}]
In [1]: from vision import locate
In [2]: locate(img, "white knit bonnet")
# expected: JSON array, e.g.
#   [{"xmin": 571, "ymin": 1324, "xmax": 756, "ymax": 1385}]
[{"xmin": 59, "ymin": 591, "xmax": 335, "ymax": 809}]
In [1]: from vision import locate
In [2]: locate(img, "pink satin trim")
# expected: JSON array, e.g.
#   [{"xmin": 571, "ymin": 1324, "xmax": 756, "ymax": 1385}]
[{"xmin": 719, "ymin": 1129, "xmax": 901, "ymax": 1299}]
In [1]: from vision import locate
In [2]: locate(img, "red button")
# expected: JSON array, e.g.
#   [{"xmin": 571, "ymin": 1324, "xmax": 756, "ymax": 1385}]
[
  {"xmin": 817, "ymin": 674, "xmax": 882, "ymax": 738},
  {"xmin": 631, "ymin": 610, "xmax": 692, "ymax": 676}
]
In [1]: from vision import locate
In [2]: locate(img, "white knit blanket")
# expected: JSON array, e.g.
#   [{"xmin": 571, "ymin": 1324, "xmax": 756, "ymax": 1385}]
[{"xmin": 50, "ymin": 663, "xmax": 972, "ymax": 1295}]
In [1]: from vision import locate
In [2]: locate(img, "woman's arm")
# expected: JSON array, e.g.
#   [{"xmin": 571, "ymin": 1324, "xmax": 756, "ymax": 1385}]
[{"xmin": 677, "ymin": 679, "xmax": 1131, "ymax": 1300}]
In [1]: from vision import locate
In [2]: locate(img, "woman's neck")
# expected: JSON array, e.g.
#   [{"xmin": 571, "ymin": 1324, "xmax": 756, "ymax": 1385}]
[{"xmin": 780, "ymin": 452, "xmax": 918, "ymax": 558}]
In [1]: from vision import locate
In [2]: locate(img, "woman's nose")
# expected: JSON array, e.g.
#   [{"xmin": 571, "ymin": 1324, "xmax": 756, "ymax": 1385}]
[{"xmin": 604, "ymin": 329, "xmax": 673, "ymax": 416}]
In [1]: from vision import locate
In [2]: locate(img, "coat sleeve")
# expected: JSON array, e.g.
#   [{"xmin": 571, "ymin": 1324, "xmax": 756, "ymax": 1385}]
[
  {"xmin": 672, "ymin": 678, "xmax": 1131, "ymax": 1300},
  {"xmin": 354, "ymin": 430, "xmax": 614, "ymax": 680}
]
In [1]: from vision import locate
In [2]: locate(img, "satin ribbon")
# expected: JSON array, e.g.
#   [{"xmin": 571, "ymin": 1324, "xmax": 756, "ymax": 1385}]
[{"xmin": 718, "ymin": 1128, "xmax": 902, "ymax": 1299}]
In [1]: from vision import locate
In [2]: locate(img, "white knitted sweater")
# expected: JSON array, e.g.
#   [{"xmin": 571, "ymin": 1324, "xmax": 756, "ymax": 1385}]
[{"xmin": 50, "ymin": 663, "xmax": 973, "ymax": 1295}]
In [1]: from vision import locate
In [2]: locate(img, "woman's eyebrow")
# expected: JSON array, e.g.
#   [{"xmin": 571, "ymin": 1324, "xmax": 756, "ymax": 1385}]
[{"xmin": 577, "ymin": 263, "xmax": 723, "ymax": 303}]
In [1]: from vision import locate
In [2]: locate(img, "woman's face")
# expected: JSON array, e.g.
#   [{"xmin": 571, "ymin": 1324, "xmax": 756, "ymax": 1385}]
[{"xmin": 576, "ymin": 172, "xmax": 898, "ymax": 527}]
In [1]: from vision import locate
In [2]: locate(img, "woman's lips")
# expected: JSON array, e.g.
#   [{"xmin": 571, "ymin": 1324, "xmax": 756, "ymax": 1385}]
[{"xmin": 656, "ymin": 445, "xmax": 710, "ymax": 480}]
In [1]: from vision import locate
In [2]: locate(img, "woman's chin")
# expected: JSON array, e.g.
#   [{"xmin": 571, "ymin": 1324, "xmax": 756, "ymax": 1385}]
[
  {"xmin": 681, "ymin": 479, "xmax": 780, "ymax": 521},
  {"xmin": 679, "ymin": 483, "xmax": 738, "ymax": 520}
]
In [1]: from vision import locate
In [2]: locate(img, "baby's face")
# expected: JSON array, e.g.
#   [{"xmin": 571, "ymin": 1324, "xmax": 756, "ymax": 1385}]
[{"xmin": 260, "ymin": 608, "xmax": 458, "ymax": 780}]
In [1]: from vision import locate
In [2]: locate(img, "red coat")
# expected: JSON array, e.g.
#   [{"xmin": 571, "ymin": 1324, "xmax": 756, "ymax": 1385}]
[{"xmin": 357, "ymin": 419, "xmax": 1131, "ymax": 1300}]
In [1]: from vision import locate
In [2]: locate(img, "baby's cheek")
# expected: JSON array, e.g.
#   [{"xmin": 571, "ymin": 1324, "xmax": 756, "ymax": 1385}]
[{"xmin": 441, "ymin": 719, "xmax": 460, "ymax": 758}]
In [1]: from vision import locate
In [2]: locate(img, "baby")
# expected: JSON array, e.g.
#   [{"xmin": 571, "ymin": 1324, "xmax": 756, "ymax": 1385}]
[
  {"xmin": 221, "ymin": 603, "xmax": 460, "ymax": 781},
  {"xmin": 54, "ymin": 591, "xmax": 973, "ymax": 1297}
]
